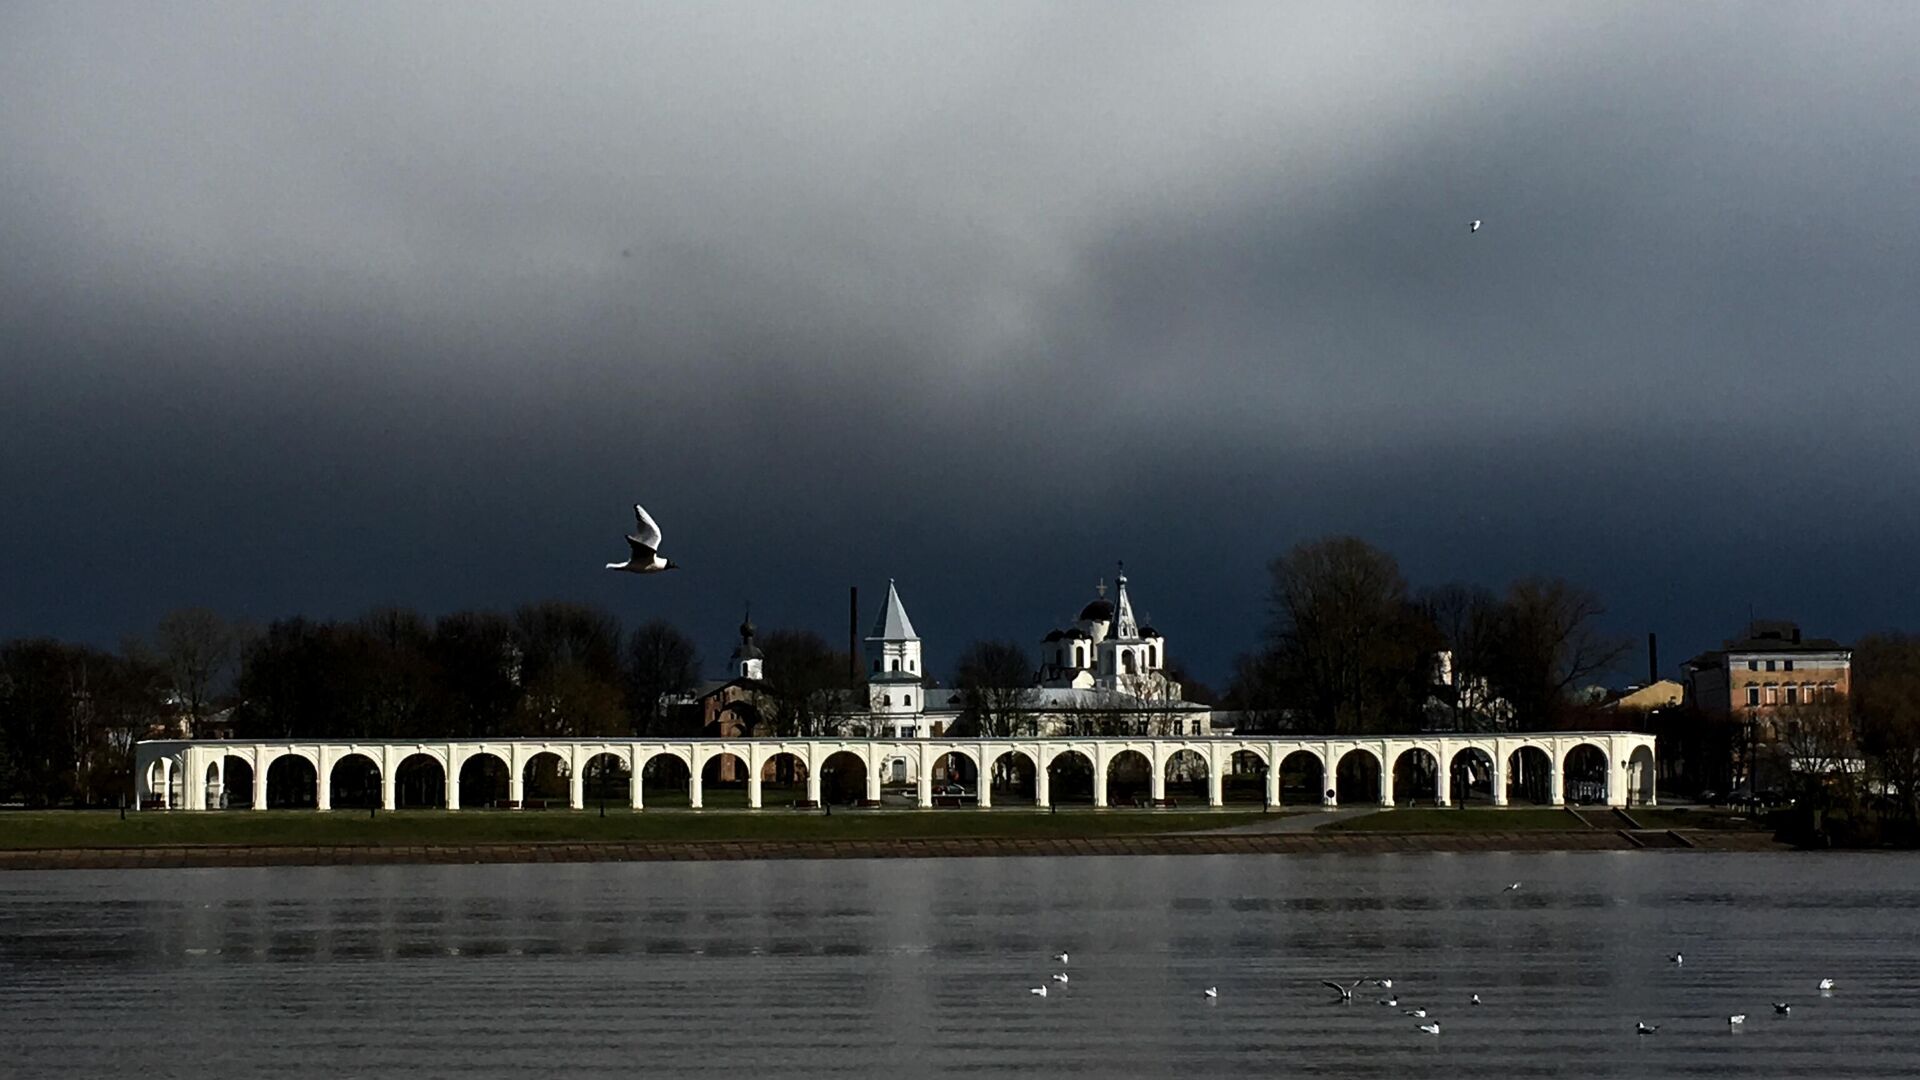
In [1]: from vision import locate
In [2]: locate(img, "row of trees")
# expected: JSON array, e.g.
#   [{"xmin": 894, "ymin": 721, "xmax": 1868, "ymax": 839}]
[{"xmin": 1224, "ymin": 536, "xmax": 1629, "ymax": 735}]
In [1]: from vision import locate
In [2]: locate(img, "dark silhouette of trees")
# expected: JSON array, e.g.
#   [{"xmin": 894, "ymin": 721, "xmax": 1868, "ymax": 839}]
[
  {"xmin": 757, "ymin": 629, "xmax": 856, "ymax": 738},
  {"xmin": 1485, "ymin": 578, "xmax": 1630, "ymax": 729},
  {"xmin": 953, "ymin": 640, "xmax": 1039, "ymax": 736},
  {"xmin": 1856, "ymin": 633, "xmax": 1920, "ymax": 830},
  {"xmin": 625, "ymin": 619, "xmax": 701, "ymax": 735},
  {"xmin": 0, "ymin": 639, "xmax": 165, "ymax": 806},
  {"xmin": 149, "ymin": 607, "xmax": 249, "ymax": 728}
]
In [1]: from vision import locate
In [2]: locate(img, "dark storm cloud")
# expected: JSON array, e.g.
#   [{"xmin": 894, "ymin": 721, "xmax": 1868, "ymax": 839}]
[{"xmin": 4, "ymin": 3, "xmax": 1917, "ymax": 681}]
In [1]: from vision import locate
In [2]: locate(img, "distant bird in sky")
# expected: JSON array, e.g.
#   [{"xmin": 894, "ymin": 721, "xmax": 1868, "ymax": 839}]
[
  {"xmin": 1322, "ymin": 980, "xmax": 1361, "ymax": 1002},
  {"xmin": 1819, "ymin": 978, "xmax": 1835, "ymax": 991},
  {"xmin": 1729, "ymin": 1014, "xmax": 1747, "ymax": 1026},
  {"xmin": 1419, "ymin": 1022, "xmax": 1441, "ymax": 1035},
  {"xmin": 1054, "ymin": 952, "xmax": 1070, "ymax": 964},
  {"xmin": 1773, "ymin": 1003, "xmax": 1792, "ymax": 1015},
  {"xmin": 1203, "ymin": 987, "xmax": 1218, "ymax": 999},
  {"xmin": 1637, "ymin": 1022, "xmax": 1660, "ymax": 1035},
  {"xmin": 1029, "ymin": 986, "xmax": 1048, "ymax": 998},
  {"xmin": 1051, "ymin": 973, "xmax": 1069, "ymax": 984},
  {"xmin": 1469, "ymin": 220, "xmax": 1482, "ymax": 233},
  {"xmin": 606, "ymin": 503, "xmax": 678, "ymax": 574}
]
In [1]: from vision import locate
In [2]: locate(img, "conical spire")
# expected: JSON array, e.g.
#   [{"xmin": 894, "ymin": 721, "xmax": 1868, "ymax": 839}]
[
  {"xmin": 1113, "ymin": 562, "xmax": 1139, "ymax": 640},
  {"xmin": 869, "ymin": 579, "xmax": 918, "ymax": 641}
]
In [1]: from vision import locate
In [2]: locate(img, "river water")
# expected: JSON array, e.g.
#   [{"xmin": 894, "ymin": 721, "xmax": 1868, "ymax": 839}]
[{"xmin": 3, "ymin": 852, "xmax": 1918, "ymax": 1078}]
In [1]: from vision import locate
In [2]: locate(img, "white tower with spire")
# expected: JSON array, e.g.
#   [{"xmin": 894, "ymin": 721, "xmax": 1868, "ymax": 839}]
[{"xmin": 865, "ymin": 579, "xmax": 926, "ymax": 731}]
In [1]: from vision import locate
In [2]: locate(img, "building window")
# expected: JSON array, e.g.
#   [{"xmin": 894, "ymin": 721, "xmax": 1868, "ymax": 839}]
[
  {"xmin": 904, "ymin": 695, "xmax": 911, "ymax": 706},
  {"xmin": 1764, "ymin": 684, "xmax": 1778, "ymax": 705},
  {"xmin": 892, "ymin": 659, "xmax": 900, "ymax": 672},
  {"xmin": 1748, "ymin": 687, "xmax": 1761, "ymax": 707},
  {"xmin": 1748, "ymin": 660, "xmax": 1758, "ymax": 671},
  {"xmin": 1785, "ymin": 685, "xmax": 1799, "ymax": 705},
  {"xmin": 909, "ymin": 660, "xmax": 915, "ymax": 672},
  {"xmin": 1765, "ymin": 660, "xmax": 1776, "ymax": 672},
  {"xmin": 1784, "ymin": 660, "xmax": 1794, "ymax": 672},
  {"xmin": 883, "ymin": 694, "xmax": 891, "ymax": 706}
]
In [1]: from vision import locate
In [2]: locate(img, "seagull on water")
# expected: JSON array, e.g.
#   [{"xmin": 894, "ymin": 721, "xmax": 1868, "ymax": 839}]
[
  {"xmin": 1419, "ymin": 1022, "xmax": 1441, "ymax": 1036},
  {"xmin": 1505, "ymin": 882, "xmax": 1521, "ymax": 891},
  {"xmin": 606, "ymin": 503, "xmax": 678, "ymax": 574},
  {"xmin": 1773, "ymin": 1003, "xmax": 1791, "ymax": 1015},
  {"xmin": 1051, "ymin": 973, "xmax": 1069, "ymax": 984},
  {"xmin": 1368, "ymin": 978, "xmax": 1395, "ymax": 989},
  {"xmin": 1670, "ymin": 953, "xmax": 1684, "ymax": 965},
  {"xmin": 1379, "ymin": 997, "xmax": 1399, "ymax": 1008},
  {"xmin": 1819, "ymin": 978, "xmax": 1835, "ymax": 991},
  {"xmin": 1470, "ymin": 994, "xmax": 1482, "ymax": 1006},
  {"xmin": 1637, "ymin": 1022, "xmax": 1659, "ymax": 1035},
  {"xmin": 1405, "ymin": 1008, "xmax": 1428, "ymax": 1018},
  {"xmin": 1204, "ymin": 987, "xmax": 1218, "ymax": 999},
  {"xmin": 1322, "ymin": 980, "xmax": 1362, "ymax": 1002},
  {"xmin": 1029, "ymin": 986, "xmax": 1048, "ymax": 998},
  {"xmin": 1054, "ymin": 952, "xmax": 1070, "ymax": 964},
  {"xmin": 1469, "ymin": 220, "xmax": 1482, "ymax": 233},
  {"xmin": 1729, "ymin": 1014, "xmax": 1746, "ymax": 1026}
]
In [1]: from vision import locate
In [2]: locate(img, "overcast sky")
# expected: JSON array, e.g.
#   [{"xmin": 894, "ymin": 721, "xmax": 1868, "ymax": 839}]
[{"xmin": 4, "ymin": 2, "xmax": 1917, "ymax": 686}]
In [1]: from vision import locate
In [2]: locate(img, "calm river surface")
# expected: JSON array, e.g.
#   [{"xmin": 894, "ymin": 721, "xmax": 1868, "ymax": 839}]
[{"xmin": 5, "ymin": 852, "xmax": 1920, "ymax": 1078}]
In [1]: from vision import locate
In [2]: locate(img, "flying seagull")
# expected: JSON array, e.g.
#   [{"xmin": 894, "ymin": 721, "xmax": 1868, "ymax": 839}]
[
  {"xmin": 1469, "ymin": 220, "xmax": 1481, "ymax": 233},
  {"xmin": 1029, "ymin": 986, "xmax": 1048, "ymax": 998},
  {"xmin": 1051, "ymin": 973, "xmax": 1069, "ymax": 984},
  {"xmin": 1729, "ymin": 1014, "xmax": 1747, "ymax": 1026},
  {"xmin": 1322, "ymin": 980, "xmax": 1362, "ymax": 1002},
  {"xmin": 1637, "ymin": 1022, "xmax": 1660, "ymax": 1036},
  {"xmin": 606, "ymin": 503, "xmax": 678, "ymax": 574},
  {"xmin": 1773, "ymin": 1003, "xmax": 1791, "ymax": 1015},
  {"xmin": 1419, "ymin": 1022, "xmax": 1441, "ymax": 1036}
]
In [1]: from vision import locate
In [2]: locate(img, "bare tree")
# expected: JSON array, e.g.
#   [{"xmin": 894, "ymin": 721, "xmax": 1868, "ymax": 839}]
[
  {"xmin": 1419, "ymin": 583, "xmax": 1506, "ymax": 731},
  {"xmin": 152, "ymin": 607, "xmax": 247, "ymax": 729},
  {"xmin": 953, "ymin": 640, "xmax": 1039, "ymax": 737},
  {"xmin": 1855, "ymin": 633, "xmax": 1920, "ymax": 830},
  {"xmin": 625, "ymin": 619, "xmax": 701, "ymax": 735},
  {"xmin": 759, "ymin": 629, "xmax": 856, "ymax": 738},
  {"xmin": 1486, "ymin": 578, "xmax": 1630, "ymax": 730}
]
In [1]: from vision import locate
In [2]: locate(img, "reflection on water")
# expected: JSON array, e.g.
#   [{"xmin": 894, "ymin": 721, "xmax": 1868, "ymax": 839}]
[{"xmin": 5, "ymin": 853, "xmax": 1920, "ymax": 1078}]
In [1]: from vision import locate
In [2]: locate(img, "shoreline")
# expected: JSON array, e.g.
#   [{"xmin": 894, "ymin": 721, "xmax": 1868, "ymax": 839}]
[{"xmin": 0, "ymin": 829, "xmax": 1789, "ymax": 870}]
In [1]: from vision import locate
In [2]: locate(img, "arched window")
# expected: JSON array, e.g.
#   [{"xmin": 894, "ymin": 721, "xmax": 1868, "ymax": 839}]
[
  {"xmin": 908, "ymin": 660, "xmax": 915, "ymax": 672},
  {"xmin": 904, "ymin": 694, "xmax": 912, "ymax": 706},
  {"xmin": 1075, "ymin": 646, "xmax": 1085, "ymax": 667},
  {"xmin": 892, "ymin": 659, "xmax": 901, "ymax": 672},
  {"xmin": 883, "ymin": 694, "xmax": 892, "ymax": 706},
  {"xmin": 1123, "ymin": 651, "xmax": 1137, "ymax": 674},
  {"xmin": 1147, "ymin": 644, "xmax": 1158, "ymax": 668}
]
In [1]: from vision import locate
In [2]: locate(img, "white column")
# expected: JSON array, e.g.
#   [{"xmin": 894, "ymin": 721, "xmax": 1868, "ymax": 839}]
[
  {"xmin": 569, "ymin": 763, "xmax": 586, "ymax": 811},
  {"xmin": 1378, "ymin": 754, "xmax": 1394, "ymax": 808},
  {"xmin": 866, "ymin": 760, "xmax": 882, "ymax": 803},
  {"xmin": 976, "ymin": 768, "xmax": 992, "ymax": 808},
  {"xmin": 1549, "ymin": 757, "xmax": 1565, "ymax": 806},
  {"xmin": 629, "ymin": 758, "xmax": 645, "ymax": 810},
  {"xmin": 161, "ymin": 759, "xmax": 172, "ymax": 809},
  {"xmin": 1265, "ymin": 760, "xmax": 1281, "ymax": 808},
  {"xmin": 689, "ymin": 763, "xmax": 704, "ymax": 809},
  {"xmin": 805, "ymin": 768, "xmax": 822, "ymax": 806},
  {"xmin": 748, "ymin": 771, "xmax": 763, "ymax": 809},
  {"xmin": 1434, "ymin": 747, "xmax": 1452, "ymax": 807},
  {"xmin": 316, "ymin": 753, "xmax": 332, "ymax": 811},
  {"xmin": 1093, "ymin": 758, "xmax": 1109, "ymax": 809},
  {"xmin": 508, "ymin": 762, "xmax": 525, "ymax": 809},
  {"xmin": 917, "ymin": 769, "xmax": 933, "ymax": 809},
  {"xmin": 1207, "ymin": 768, "xmax": 1224, "ymax": 808},
  {"xmin": 447, "ymin": 768, "xmax": 462, "ymax": 811},
  {"xmin": 1036, "ymin": 761, "xmax": 1052, "ymax": 808},
  {"xmin": 381, "ymin": 769, "xmax": 397, "ymax": 811},
  {"xmin": 1150, "ymin": 768, "xmax": 1166, "ymax": 804},
  {"xmin": 253, "ymin": 753, "xmax": 268, "ymax": 810},
  {"xmin": 1608, "ymin": 757, "xmax": 1627, "ymax": 808},
  {"xmin": 1492, "ymin": 746, "xmax": 1510, "ymax": 806}
]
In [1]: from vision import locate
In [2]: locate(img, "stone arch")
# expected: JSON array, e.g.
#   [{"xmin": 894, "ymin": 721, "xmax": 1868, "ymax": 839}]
[
  {"xmin": 639, "ymin": 751, "xmax": 692, "ymax": 807},
  {"xmin": 1449, "ymin": 746, "xmax": 1497, "ymax": 804},
  {"xmin": 819, "ymin": 750, "xmax": 868, "ymax": 806},
  {"xmin": 1122, "ymin": 650, "xmax": 1138, "ymax": 674},
  {"xmin": 988, "ymin": 749, "xmax": 1038, "ymax": 805},
  {"xmin": 759, "ymin": 751, "xmax": 808, "ymax": 800},
  {"xmin": 145, "ymin": 759, "xmax": 169, "ymax": 807},
  {"xmin": 1277, "ymin": 749, "xmax": 1325, "ymax": 806},
  {"xmin": 328, "ymin": 752, "xmax": 382, "ymax": 810},
  {"xmin": 265, "ymin": 752, "xmax": 319, "ymax": 809},
  {"xmin": 700, "ymin": 752, "xmax": 751, "ymax": 801},
  {"xmin": 1391, "ymin": 746, "xmax": 1441, "ymax": 807},
  {"xmin": 457, "ymin": 751, "xmax": 511, "ymax": 809},
  {"xmin": 716, "ymin": 700, "xmax": 761, "ymax": 737},
  {"xmin": 1506, "ymin": 745, "xmax": 1554, "ymax": 805},
  {"xmin": 1164, "ymin": 748, "xmax": 1209, "ymax": 802},
  {"xmin": 1224, "ymin": 749, "xmax": 1269, "ymax": 804},
  {"xmin": 219, "ymin": 755, "xmax": 253, "ymax": 809},
  {"xmin": 582, "ymin": 751, "xmax": 631, "ymax": 808},
  {"xmin": 521, "ymin": 751, "xmax": 571, "ymax": 805},
  {"xmin": 394, "ymin": 752, "xmax": 445, "ymax": 809},
  {"xmin": 930, "ymin": 749, "xmax": 979, "ymax": 791},
  {"xmin": 1628, "ymin": 745, "xmax": 1656, "ymax": 807},
  {"xmin": 1046, "ymin": 748, "xmax": 1096, "ymax": 804},
  {"xmin": 1106, "ymin": 748, "xmax": 1152, "ymax": 804},
  {"xmin": 1334, "ymin": 748, "xmax": 1382, "ymax": 805},
  {"xmin": 1562, "ymin": 743, "xmax": 1610, "ymax": 806}
]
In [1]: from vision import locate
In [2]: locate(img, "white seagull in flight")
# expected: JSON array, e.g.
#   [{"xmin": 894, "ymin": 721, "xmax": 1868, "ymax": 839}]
[
  {"xmin": 606, "ymin": 503, "xmax": 678, "ymax": 574},
  {"xmin": 1469, "ymin": 220, "xmax": 1482, "ymax": 233}
]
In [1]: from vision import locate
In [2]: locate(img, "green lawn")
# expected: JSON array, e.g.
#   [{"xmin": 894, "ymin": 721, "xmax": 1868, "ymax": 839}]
[
  {"xmin": 1320, "ymin": 808, "xmax": 1594, "ymax": 832},
  {"xmin": 1621, "ymin": 807, "xmax": 1766, "ymax": 831},
  {"xmin": 0, "ymin": 808, "xmax": 1274, "ymax": 850}
]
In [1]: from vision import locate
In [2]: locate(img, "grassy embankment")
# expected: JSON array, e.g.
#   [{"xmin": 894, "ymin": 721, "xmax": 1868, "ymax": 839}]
[
  {"xmin": 0, "ymin": 807, "xmax": 1276, "ymax": 850},
  {"xmin": 1319, "ymin": 805, "xmax": 1770, "ymax": 833}
]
